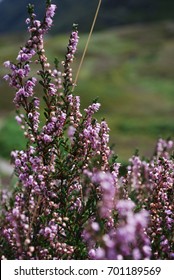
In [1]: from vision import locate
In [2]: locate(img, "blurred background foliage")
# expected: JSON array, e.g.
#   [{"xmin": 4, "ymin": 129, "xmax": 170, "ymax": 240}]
[{"xmin": 0, "ymin": 0, "xmax": 174, "ymax": 173}]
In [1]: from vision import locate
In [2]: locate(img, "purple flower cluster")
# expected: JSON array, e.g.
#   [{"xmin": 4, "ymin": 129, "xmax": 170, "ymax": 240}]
[
  {"xmin": 84, "ymin": 199, "xmax": 151, "ymax": 260},
  {"xmin": 11, "ymin": 147, "xmax": 47, "ymax": 194},
  {"xmin": 14, "ymin": 78, "xmax": 37, "ymax": 106},
  {"xmin": 39, "ymin": 111, "xmax": 66, "ymax": 145},
  {"xmin": 70, "ymin": 102, "xmax": 112, "ymax": 170},
  {"xmin": 90, "ymin": 171, "xmax": 116, "ymax": 219},
  {"xmin": 67, "ymin": 94, "xmax": 82, "ymax": 128},
  {"xmin": 45, "ymin": 4, "xmax": 56, "ymax": 27},
  {"xmin": 3, "ymin": 3, "xmax": 56, "ymax": 107},
  {"xmin": 2, "ymin": 192, "xmax": 30, "ymax": 259},
  {"xmin": 63, "ymin": 28, "xmax": 79, "ymax": 88},
  {"xmin": 127, "ymin": 139, "xmax": 174, "ymax": 259},
  {"xmin": 3, "ymin": 62, "xmax": 31, "ymax": 92},
  {"xmin": 66, "ymin": 31, "xmax": 79, "ymax": 63}
]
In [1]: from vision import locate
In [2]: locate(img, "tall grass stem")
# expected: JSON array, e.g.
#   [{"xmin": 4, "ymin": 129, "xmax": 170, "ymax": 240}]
[{"xmin": 72, "ymin": 0, "xmax": 102, "ymax": 91}]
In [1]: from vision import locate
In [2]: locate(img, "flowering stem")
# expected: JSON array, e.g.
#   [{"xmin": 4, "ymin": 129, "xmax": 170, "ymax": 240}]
[
  {"xmin": 72, "ymin": 0, "xmax": 102, "ymax": 91},
  {"xmin": 27, "ymin": 195, "xmax": 42, "ymax": 239}
]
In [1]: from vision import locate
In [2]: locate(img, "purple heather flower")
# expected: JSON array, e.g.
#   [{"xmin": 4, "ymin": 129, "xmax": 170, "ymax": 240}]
[
  {"xmin": 66, "ymin": 31, "xmax": 79, "ymax": 60},
  {"xmin": 45, "ymin": 17, "xmax": 53, "ymax": 28},
  {"xmin": 91, "ymin": 222, "xmax": 100, "ymax": 232},
  {"xmin": 46, "ymin": 4, "xmax": 57, "ymax": 18},
  {"xmin": 43, "ymin": 134, "xmax": 52, "ymax": 143},
  {"xmin": 68, "ymin": 125, "xmax": 76, "ymax": 142},
  {"xmin": 116, "ymin": 199, "xmax": 135, "ymax": 216},
  {"xmin": 84, "ymin": 102, "xmax": 101, "ymax": 116},
  {"xmin": 88, "ymin": 249, "xmax": 96, "ymax": 259},
  {"xmin": 15, "ymin": 115, "xmax": 23, "ymax": 125},
  {"xmin": 3, "ymin": 74, "xmax": 10, "ymax": 81},
  {"xmin": 91, "ymin": 171, "xmax": 115, "ymax": 218},
  {"xmin": 33, "ymin": 97, "xmax": 40, "ymax": 108},
  {"xmin": 95, "ymin": 248, "xmax": 105, "ymax": 260},
  {"xmin": 26, "ymin": 18, "xmax": 30, "ymax": 25},
  {"xmin": 48, "ymin": 83, "xmax": 57, "ymax": 96},
  {"xmin": 4, "ymin": 60, "xmax": 11, "ymax": 68},
  {"xmin": 16, "ymin": 53, "xmax": 27, "ymax": 62},
  {"xmin": 34, "ymin": 20, "xmax": 41, "ymax": 28}
]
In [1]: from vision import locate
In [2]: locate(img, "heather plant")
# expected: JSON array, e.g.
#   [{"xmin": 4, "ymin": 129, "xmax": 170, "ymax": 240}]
[
  {"xmin": 0, "ymin": 0, "xmax": 174, "ymax": 260},
  {"xmin": 127, "ymin": 139, "xmax": 174, "ymax": 259}
]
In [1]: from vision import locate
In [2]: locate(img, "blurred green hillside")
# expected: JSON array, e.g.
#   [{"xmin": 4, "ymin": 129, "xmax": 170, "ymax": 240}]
[
  {"xmin": 1, "ymin": 21, "xmax": 174, "ymax": 163},
  {"xmin": 1, "ymin": 0, "xmax": 174, "ymax": 34}
]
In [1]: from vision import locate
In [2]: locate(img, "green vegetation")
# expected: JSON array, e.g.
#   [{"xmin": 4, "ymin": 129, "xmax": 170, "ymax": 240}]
[
  {"xmin": 0, "ymin": 116, "xmax": 26, "ymax": 159},
  {"xmin": 1, "ymin": 21, "xmax": 174, "ymax": 162}
]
